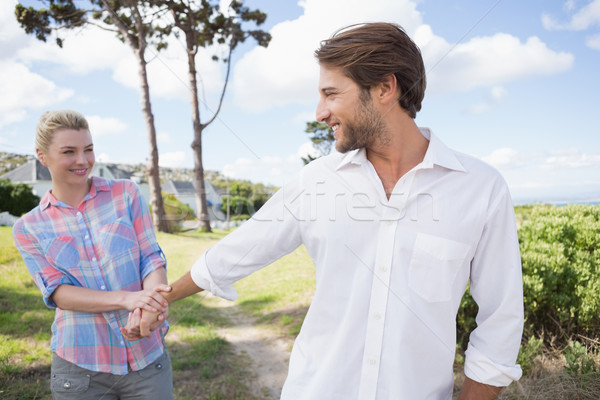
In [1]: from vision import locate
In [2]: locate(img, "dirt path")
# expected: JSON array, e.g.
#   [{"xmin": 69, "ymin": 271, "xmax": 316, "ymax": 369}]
[{"xmin": 214, "ymin": 299, "xmax": 292, "ymax": 399}]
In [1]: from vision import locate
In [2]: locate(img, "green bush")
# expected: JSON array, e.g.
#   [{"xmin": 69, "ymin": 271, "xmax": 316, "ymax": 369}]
[
  {"xmin": 0, "ymin": 179, "xmax": 40, "ymax": 216},
  {"xmin": 457, "ymin": 204, "xmax": 600, "ymax": 353},
  {"xmin": 519, "ymin": 205, "xmax": 600, "ymax": 339}
]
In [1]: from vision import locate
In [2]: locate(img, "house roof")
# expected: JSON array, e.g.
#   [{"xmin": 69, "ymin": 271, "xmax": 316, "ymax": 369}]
[
  {"xmin": 164, "ymin": 180, "xmax": 196, "ymax": 195},
  {"xmin": 0, "ymin": 159, "xmax": 51, "ymax": 182},
  {"xmin": 0, "ymin": 160, "xmax": 132, "ymax": 183}
]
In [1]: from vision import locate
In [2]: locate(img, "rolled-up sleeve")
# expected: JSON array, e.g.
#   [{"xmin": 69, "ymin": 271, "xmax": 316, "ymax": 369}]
[
  {"xmin": 191, "ymin": 177, "xmax": 304, "ymax": 300},
  {"xmin": 126, "ymin": 181, "xmax": 166, "ymax": 280},
  {"xmin": 465, "ymin": 186, "xmax": 524, "ymax": 386},
  {"xmin": 12, "ymin": 220, "xmax": 75, "ymax": 308}
]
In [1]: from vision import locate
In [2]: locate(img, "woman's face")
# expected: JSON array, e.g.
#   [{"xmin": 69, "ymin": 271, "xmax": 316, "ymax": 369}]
[{"xmin": 37, "ymin": 128, "xmax": 95, "ymax": 188}]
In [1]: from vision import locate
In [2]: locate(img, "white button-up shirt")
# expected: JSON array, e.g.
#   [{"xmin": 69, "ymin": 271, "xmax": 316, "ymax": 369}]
[{"xmin": 191, "ymin": 128, "xmax": 524, "ymax": 399}]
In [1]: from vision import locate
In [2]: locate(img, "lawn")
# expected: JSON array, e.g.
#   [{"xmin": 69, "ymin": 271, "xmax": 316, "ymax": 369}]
[
  {"xmin": 3, "ymin": 207, "xmax": 599, "ymax": 400},
  {"xmin": 0, "ymin": 227, "xmax": 267, "ymax": 400}
]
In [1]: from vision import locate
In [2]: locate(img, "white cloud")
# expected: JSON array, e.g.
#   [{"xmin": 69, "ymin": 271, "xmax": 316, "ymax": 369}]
[
  {"xmin": 464, "ymin": 85, "xmax": 508, "ymax": 115},
  {"xmin": 157, "ymin": 132, "xmax": 172, "ymax": 144},
  {"xmin": 4, "ymin": 2, "xmax": 226, "ymax": 103},
  {"xmin": 542, "ymin": 0, "xmax": 600, "ymax": 50},
  {"xmin": 231, "ymin": 0, "xmax": 423, "ymax": 112},
  {"xmin": 297, "ymin": 141, "xmax": 323, "ymax": 160},
  {"xmin": 86, "ymin": 115, "xmax": 128, "ymax": 137},
  {"xmin": 96, "ymin": 153, "xmax": 112, "ymax": 163},
  {"xmin": 111, "ymin": 37, "xmax": 226, "ymax": 102},
  {"xmin": 482, "ymin": 147, "xmax": 523, "ymax": 169},
  {"xmin": 542, "ymin": 0, "xmax": 600, "ymax": 31},
  {"xmin": 17, "ymin": 25, "xmax": 131, "ymax": 75},
  {"xmin": 0, "ymin": 61, "xmax": 73, "ymax": 128},
  {"xmin": 159, "ymin": 151, "xmax": 187, "ymax": 168},
  {"xmin": 586, "ymin": 32, "xmax": 600, "ymax": 49},
  {"xmin": 223, "ymin": 152, "xmax": 304, "ymax": 186},
  {"xmin": 417, "ymin": 25, "xmax": 573, "ymax": 94},
  {"xmin": 232, "ymin": 0, "xmax": 573, "ymax": 112},
  {"xmin": 540, "ymin": 149, "xmax": 600, "ymax": 169}
]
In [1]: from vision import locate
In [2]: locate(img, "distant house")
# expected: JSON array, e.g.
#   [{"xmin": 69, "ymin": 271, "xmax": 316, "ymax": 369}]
[
  {"xmin": 0, "ymin": 159, "xmax": 139, "ymax": 198},
  {"xmin": 162, "ymin": 180, "xmax": 225, "ymax": 222},
  {"xmin": 1, "ymin": 160, "xmax": 225, "ymax": 224}
]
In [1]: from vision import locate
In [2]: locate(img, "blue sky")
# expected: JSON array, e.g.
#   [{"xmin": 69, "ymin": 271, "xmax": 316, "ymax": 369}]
[{"xmin": 1, "ymin": 0, "xmax": 599, "ymax": 203}]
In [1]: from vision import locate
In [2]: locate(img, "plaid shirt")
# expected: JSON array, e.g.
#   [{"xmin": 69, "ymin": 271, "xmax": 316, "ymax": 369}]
[{"xmin": 12, "ymin": 177, "xmax": 168, "ymax": 375}]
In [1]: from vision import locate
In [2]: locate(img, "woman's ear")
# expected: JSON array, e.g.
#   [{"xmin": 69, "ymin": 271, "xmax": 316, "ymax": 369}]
[{"xmin": 36, "ymin": 148, "xmax": 47, "ymax": 167}]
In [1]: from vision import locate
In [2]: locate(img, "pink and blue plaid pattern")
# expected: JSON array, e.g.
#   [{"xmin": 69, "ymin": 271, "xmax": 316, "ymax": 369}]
[{"xmin": 13, "ymin": 177, "xmax": 167, "ymax": 374}]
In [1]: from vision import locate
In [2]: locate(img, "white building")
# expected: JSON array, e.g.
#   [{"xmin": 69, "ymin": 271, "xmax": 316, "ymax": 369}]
[{"xmin": 0, "ymin": 160, "xmax": 224, "ymax": 224}]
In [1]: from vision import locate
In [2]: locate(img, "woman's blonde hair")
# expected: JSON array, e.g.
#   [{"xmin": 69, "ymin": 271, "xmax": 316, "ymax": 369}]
[{"xmin": 35, "ymin": 110, "xmax": 90, "ymax": 152}]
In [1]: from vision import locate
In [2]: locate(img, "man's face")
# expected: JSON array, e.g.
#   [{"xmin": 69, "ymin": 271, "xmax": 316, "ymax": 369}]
[{"xmin": 316, "ymin": 65, "xmax": 386, "ymax": 153}]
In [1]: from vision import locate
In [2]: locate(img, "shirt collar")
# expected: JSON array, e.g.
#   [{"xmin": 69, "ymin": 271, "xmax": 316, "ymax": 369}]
[
  {"xmin": 335, "ymin": 128, "xmax": 466, "ymax": 173},
  {"xmin": 39, "ymin": 176, "xmax": 112, "ymax": 210}
]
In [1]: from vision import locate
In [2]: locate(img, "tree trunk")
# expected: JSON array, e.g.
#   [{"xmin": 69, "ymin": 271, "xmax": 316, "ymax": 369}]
[
  {"xmin": 185, "ymin": 30, "xmax": 212, "ymax": 232},
  {"xmin": 137, "ymin": 47, "xmax": 170, "ymax": 233},
  {"xmin": 97, "ymin": 0, "xmax": 169, "ymax": 233}
]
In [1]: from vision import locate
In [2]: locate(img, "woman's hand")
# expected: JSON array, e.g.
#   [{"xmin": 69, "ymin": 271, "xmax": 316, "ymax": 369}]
[{"xmin": 122, "ymin": 284, "xmax": 171, "ymax": 313}]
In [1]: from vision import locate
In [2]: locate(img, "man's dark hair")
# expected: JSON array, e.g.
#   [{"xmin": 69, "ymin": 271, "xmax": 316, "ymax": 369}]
[{"xmin": 315, "ymin": 22, "xmax": 426, "ymax": 119}]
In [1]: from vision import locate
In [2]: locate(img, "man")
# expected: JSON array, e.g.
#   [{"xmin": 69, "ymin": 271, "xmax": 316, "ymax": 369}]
[{"xmin": 124, "ymin": 22, "xmax": 524, "ymax": 400}]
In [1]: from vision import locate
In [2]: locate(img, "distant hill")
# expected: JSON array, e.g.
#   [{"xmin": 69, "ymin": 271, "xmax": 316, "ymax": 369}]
[{"xmin": 0, "ymin": 152, "xmax": 277, "ymax": 193}]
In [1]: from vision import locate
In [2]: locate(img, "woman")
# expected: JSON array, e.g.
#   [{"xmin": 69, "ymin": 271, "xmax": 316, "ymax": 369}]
[{"xmin": 12, "ymin": 110, "xmax": 173, "ymax": 399}]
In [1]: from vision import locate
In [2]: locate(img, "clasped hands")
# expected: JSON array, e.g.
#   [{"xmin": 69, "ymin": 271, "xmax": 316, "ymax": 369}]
[{"xmin": 120, "ymin": 285, "xmax": 172, "ymax": 341}]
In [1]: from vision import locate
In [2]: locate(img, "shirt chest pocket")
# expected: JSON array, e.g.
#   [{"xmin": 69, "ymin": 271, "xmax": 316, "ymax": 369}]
[
  {"xmin": 98, "ymin": 217, "xmax": 137, "ymax": 259},
  {"xmin": 44, "ymin": 236, "xmax": 81, "ymax": 271},
  {"xmin": 408, "ymin": 233, "xmax": 471, "ymax": 303}
]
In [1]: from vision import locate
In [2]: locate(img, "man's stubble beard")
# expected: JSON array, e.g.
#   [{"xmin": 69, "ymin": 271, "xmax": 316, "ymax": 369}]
[{"xmin": 335, "ymin": 89, "xmax": 391, "ymax": 153}]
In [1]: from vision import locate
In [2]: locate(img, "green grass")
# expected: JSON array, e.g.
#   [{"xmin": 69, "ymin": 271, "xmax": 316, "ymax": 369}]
[
  {"xmin": 0, "ymin": 227, "xmax": 259, "ymax": 400},
  {"xmin": 232, "ymin": 244, "xmax": 315, "ymax": 340}
]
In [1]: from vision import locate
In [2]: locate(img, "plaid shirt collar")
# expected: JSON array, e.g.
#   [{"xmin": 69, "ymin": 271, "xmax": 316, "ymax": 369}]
[{"xmin": 39, "ymin": 176, "xmax": 112, "ymax": 211}]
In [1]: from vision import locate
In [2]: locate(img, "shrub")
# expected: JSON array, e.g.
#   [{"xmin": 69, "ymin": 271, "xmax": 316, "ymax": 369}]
[
  {"xmin": 519, "ymin": 205, "xmax": 600, "ymax": 340},
  {"xmin": 456, "ymin": 204, "xmax": 600, "ymax": 354},
  {"xmin": 0, "ymin": 179, "xmax": 40, "ymax": 216}
]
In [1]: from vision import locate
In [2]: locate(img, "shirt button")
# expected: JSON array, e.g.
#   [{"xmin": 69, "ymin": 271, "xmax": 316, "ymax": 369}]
[
  {"xmin": 100, "ymin": 285, "xmax": 106, "ymax": 290},
  {"xmin": 92, "ymin": 257, "xmax": 97, "ymax": 262},
  {"xmin": 63, "ymin": 381, "xmax": 71, "ymax": 389},
  {"xmin": 379, "ymin": 266, "xmax": 387, "ymax": 273},
  {"xmin": 368, "ymin": 359, "xmax": 377, "ymax": 366},
  {"xmin": 120, "ymin": 341, "xmax": 125, "ymax": 346},
  {"xmin": 373, "ymin": 312, "xmax": 382, "ymax": 320}
]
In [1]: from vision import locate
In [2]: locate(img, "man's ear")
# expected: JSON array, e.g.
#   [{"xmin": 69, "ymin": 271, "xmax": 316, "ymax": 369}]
[
  {"xmin": 374, "ymin": 74, "xmax": 398, "ymax": 105},
  {"xmin": 36, "ymin": 148, "xmax": 47, "ymax": 167}
]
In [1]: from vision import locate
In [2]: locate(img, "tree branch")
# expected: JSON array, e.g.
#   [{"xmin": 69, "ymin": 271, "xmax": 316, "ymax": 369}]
[{"xmin": 203, "ymin": 42, "xmax": 233, "ymax": 127}]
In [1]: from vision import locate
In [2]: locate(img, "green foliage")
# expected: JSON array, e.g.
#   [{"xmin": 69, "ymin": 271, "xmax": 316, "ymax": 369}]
[
  {"xmin": 519, "ymin": 205, "xmax": 600, "ymax": 339},
  {"xmin": 0, "ymin": 179, "xmax": 40, "ymax": 217},
  {"xmin": 517, "ymin": 336, "xmax": 544, "ymax": 374},
  {"xmin": 564, "ymin": 340, "xmax": 598, "ymax": 375},
  {"xmin": 302, "ymin": 121, "xmax": 335, "ymax": 164},
  {"xmin": 456, "ymin": 204, "xmax": 600, "ymax": 369},
  {"xmin": 215, "ymin": 179, "xmax": 274, "ymax": 217},
  {"xmin": 456, "ymin": 283, "xmax": 478, "ymax": 352},
  {"xmin": 162, "ymin": 192, "xmax": 196, "ymax": 231}
]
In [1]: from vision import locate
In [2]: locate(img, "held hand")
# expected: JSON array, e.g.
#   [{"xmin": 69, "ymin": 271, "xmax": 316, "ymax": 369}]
[
  {"xmin": 123, "ymin": 284, "xmax": 171, "ymax": 313},
  {"xmin": 120, "ymin": 307, "xmax": 167, "ymax": 341},
  {"xmin": 139, "ymin": 308, "xmax": 162, "ymax": 338}
]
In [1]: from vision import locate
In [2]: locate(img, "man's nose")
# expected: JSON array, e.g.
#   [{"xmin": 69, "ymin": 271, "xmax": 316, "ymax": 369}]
[{"xmin": 315, "ymin": 98, "xmax": 329, "ymax": 122}]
